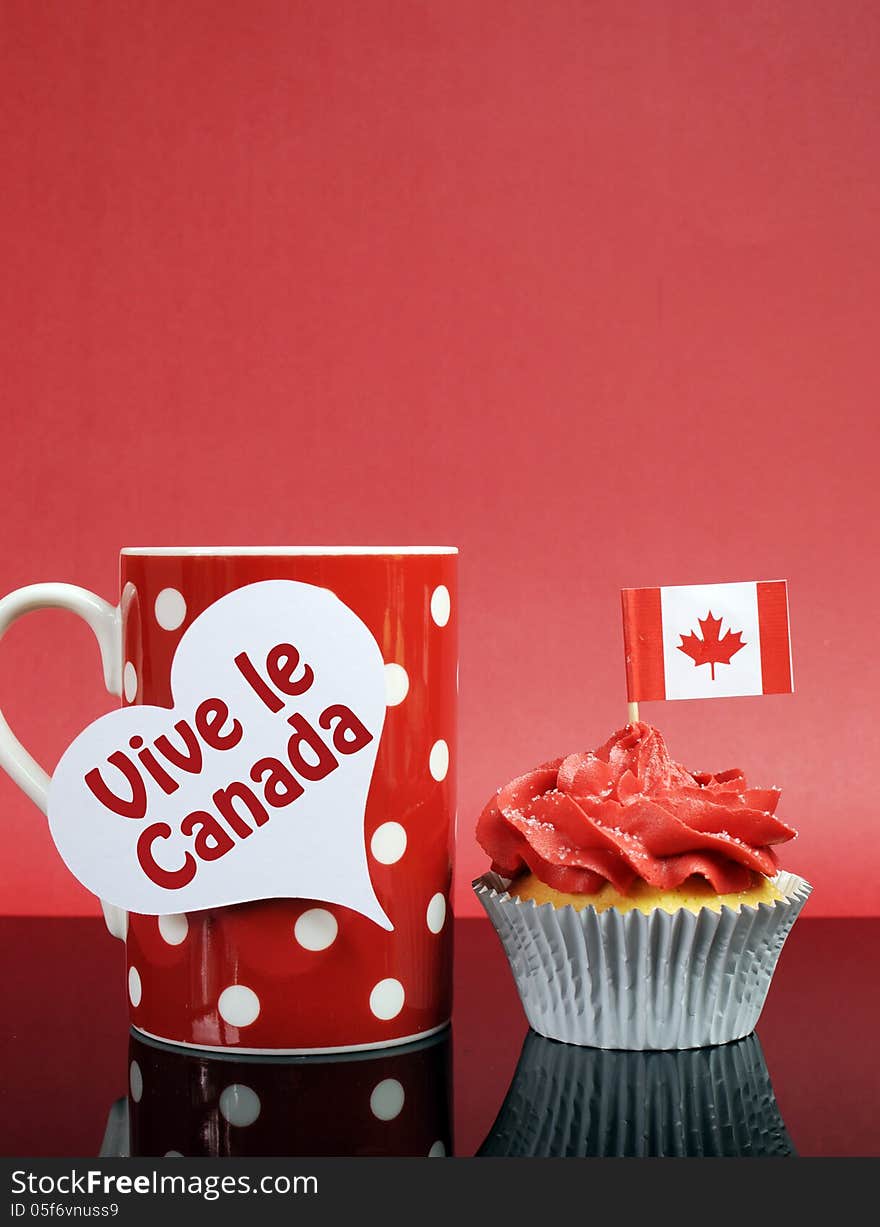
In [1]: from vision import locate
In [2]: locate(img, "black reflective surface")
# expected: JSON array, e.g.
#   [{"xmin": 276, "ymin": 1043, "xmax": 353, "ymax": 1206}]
[{"xmin": 1, "ymin": 916, "xmax": 877, "ymax": 1156}]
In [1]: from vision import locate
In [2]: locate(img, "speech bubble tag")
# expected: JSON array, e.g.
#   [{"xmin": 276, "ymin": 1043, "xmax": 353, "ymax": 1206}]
[{"xmin": 48, "ymin": 580, "xmax": 392, "ymax": 929}]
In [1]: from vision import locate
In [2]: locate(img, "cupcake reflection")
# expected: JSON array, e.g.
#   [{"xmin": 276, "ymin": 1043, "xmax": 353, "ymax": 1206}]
[
  {"xmin": 103, "ymin": 1028, "xmax": 451, "ymax": 1157},
  {"xmin": 480, "ymin": 1031, "xmax": 794, "ymax": 1157}
]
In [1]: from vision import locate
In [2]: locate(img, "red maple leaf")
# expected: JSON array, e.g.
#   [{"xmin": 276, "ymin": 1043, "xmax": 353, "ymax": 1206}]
[{"xmin": 677, "ymin": 611, "xmax": 746, "ymax": 681}]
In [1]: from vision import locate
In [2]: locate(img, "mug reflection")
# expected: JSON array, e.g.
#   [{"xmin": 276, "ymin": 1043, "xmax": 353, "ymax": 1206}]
[
  {"xmin": 480, "ymin": 1031, "xmax": 793, "ymax": 1157},
  {"xmin": 102, "ymin": 1027, "xmax": 451, "ymax": 1157}
]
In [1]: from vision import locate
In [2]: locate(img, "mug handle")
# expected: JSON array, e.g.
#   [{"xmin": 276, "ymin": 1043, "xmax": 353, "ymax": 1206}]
[{"xmin": 0, "ymin": 583, "xmax": 125, "ymax": 937}]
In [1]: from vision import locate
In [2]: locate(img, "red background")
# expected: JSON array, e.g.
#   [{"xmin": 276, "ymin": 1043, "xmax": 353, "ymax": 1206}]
[{"xmin": 1, "ymin": 0, "xmax": 877, "ymax": 919}]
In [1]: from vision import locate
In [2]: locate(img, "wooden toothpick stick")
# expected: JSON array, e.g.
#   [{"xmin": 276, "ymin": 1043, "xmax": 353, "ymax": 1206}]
[{"xmin": 627, "ymin": 701, "xmax": 639, "ymax": 725}]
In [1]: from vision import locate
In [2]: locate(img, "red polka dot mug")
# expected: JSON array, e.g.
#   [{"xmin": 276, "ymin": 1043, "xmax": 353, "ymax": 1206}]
[{"xmin": 0, "ymin": 547, "xmax": 456, "ymax": 1053}]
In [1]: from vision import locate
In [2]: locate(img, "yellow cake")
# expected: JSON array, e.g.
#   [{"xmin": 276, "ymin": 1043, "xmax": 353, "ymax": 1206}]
[{"xmin": 507, "ymin": 871, "xmax": 784, "ymax": 915}]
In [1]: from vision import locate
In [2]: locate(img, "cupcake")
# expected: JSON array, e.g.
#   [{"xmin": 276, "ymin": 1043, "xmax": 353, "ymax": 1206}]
[{"xmin": 473, "ymin": 721, "xmax": 811, "ymax": 1049}]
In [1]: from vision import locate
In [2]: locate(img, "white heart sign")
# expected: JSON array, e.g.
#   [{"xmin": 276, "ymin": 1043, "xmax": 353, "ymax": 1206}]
[{"xmin": 48, "ymin": 580, "xmax": 392, "ymax": 929}]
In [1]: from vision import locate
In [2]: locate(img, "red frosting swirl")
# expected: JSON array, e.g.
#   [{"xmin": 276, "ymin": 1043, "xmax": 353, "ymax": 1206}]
[{"xmin": 476, "ymin": 722, "xmax": 796, "ymax": 895}]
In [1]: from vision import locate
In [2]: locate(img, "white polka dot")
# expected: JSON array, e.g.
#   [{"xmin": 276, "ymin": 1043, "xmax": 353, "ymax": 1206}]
[
  {"xmin": 129, "ymin": 1060, "xmax": 143, "ymax": 1103},
  {"xmin": 384, "ymin": 662, "xmax": 409, "ymax": 706},
  {"xmin": 370, "ymin": 1078, "xmax": 405, "ymax": 1121},
  {"xmin": 128, "ymin": 965, "xmax": 142, "ymax": 1007},
  {"xmin": 427, "ymin": 893, "xmax": 447, "ymax": 934},
  {"xmin": 158, "ymin": 913, "xmax": 188, "ymax": 946},
  {"xmin": 294, "ymin": 908, "xmax": 338, "ymax": 952},
  {"xmin": 369, "ymin": 978, "xmax": 405, "ymax": 1021},
  {"xmin": 370, "ymin": 822, "xmax": 407, "ymax": 865},
  {"xmin": 429, "ymin": 739, "xmax": 449, "ymax": 782},
  {"xmin": 219, "ymin": 1084, "xmax": 261, "ymax": 1127},
  {"xmin": 101, "ymin": 901, "xmax": 128, "ymax": 941},
  {"xmin": 123, "ymin": 662, "xmax": 137, "ymax": 703},
  {"xmin": 218, "ymin": 985, "xmax": 260, "ymax": 1028},
  {"xmin": 154, "ymin": 588, "xmax": 187, "ymax": 631},
  {"xmin": 428, "ymin": 1140, "xmax": 446, "ymax": 1157},
  {"xmin": 430, "ymin": 585, "xmax": 451, "ymax": 627}
]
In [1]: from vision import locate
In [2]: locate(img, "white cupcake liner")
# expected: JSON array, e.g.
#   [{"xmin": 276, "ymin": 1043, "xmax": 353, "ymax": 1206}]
[
  {"xmin": 479, "ymin": 1030, "xmax": 794, "ymax": 1156},
  {"xmin": 473, "ymin": 869, "xmax": 811, "ymax": 1050}
]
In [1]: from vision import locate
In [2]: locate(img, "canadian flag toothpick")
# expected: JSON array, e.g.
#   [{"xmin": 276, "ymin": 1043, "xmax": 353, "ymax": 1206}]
[{"xmin": 621, "ymin": 580, "xmax": 793, "ymax": 721}]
